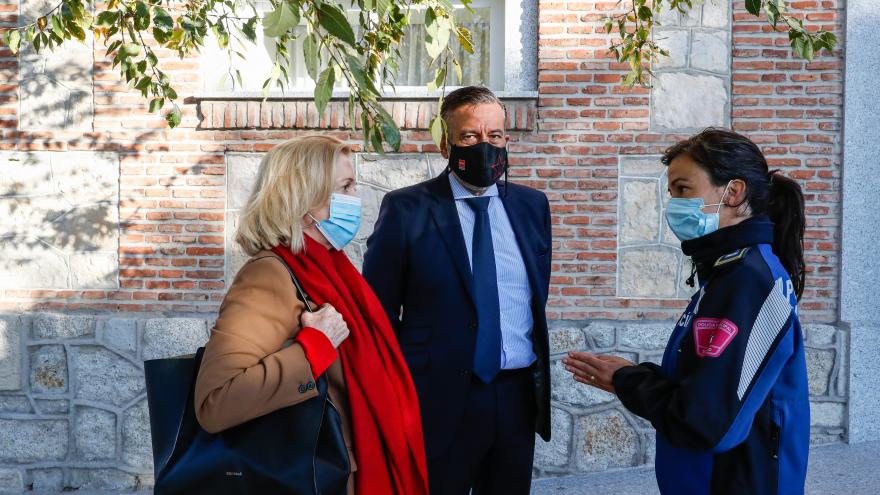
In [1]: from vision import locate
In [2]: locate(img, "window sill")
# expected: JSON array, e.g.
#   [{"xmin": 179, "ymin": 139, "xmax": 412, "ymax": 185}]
[
  {"xmin": 192, "ymin": 90, "xmax": 539, "ymax": 101},
  {"xmin": 194, "ymin": 91, "xmax": 538, "ymax": 131}
]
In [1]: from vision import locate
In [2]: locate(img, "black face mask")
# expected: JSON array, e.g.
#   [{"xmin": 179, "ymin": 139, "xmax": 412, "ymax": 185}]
[{"xmin": 447, "ymin": 142, "xmax": 509, "ymax": 188}]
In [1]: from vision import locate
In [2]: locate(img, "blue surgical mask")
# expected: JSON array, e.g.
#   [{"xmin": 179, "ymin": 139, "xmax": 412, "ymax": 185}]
[
  {"xmin": 309, "ymin": 193, "xmax": 362, "ymax": 250},
  {"xmin": 665, "ymin": 182, "xmax": 732, "ymax": 242}
]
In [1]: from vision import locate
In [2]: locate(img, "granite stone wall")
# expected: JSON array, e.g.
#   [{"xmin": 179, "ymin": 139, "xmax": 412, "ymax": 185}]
[{"xmin": 0, "ymin": 312, "xmax": 848, "ymax": 491}]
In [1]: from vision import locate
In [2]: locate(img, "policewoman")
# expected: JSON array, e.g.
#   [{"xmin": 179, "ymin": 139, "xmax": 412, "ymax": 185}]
[{"xmin": 564, "ymin": 128, "xmax": 810, "ymax": 495}]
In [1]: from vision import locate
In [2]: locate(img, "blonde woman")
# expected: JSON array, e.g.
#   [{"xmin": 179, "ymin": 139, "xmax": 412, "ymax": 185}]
[{"xmin": 194, "ymin": 136, "xmax": 428, "ymax": 495}]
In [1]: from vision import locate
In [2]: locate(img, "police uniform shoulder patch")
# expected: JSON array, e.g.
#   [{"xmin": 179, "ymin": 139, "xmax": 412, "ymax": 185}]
[{"xmin": 713, "ymin": 247, "xmax": 750, "ymax": 268}]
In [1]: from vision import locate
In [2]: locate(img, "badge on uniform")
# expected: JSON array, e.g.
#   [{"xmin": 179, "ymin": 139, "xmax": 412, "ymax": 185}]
[
  {"xmin": 693, "ymin": 318, "xmax": 738, "ymax": 358},
  {"xmin": 713, "ymin": 248, "xmax": 749, "ymax": 268}
]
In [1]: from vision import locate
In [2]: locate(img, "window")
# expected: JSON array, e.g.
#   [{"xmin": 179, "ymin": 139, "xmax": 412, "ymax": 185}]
[{"xmin": 200, "ymin": 0, "xmax": 535, "ymax": 94}]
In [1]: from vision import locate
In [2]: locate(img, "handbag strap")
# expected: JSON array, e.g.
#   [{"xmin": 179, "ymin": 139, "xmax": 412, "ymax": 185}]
[{"xmin": 252, "ymin": 255, "xmax": 315, "ymax": 313}]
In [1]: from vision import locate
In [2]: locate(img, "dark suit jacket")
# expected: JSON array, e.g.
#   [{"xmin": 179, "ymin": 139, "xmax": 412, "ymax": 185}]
[{"xmin": 362, "ymin": 172, "xmax": 552, "ymax": 458}]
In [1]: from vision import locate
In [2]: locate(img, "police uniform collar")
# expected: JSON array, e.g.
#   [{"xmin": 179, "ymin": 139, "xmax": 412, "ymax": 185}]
[{"xmin": 681, "ymin": 215, "xmax": 775, "ymax": 265}]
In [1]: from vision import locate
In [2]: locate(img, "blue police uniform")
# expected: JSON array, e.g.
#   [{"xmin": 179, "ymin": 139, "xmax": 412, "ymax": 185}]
[{"xmin": 613, "ymin": 216, "xmax": 810, "ymax": 495}]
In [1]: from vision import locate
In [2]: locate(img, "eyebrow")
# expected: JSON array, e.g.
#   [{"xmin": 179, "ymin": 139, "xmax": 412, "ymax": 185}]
[{"xmin": 458, "ymin": 128, "xmax": 505, "ymax": 135}]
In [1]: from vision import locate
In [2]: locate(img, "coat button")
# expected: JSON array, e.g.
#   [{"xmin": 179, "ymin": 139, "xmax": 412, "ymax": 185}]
[
  {"xmin": 298, "ymin": 384, "xmax": 308, "ymax": 394},
  {"xmin": 307, "ymin": 382, "xmax": 316, "ymax": 390},
  {"xmin": 469, "ymin": 322, "xmax": 477, "ymax": 330},
  {"xmin": 460, "ymin": 369, "xmax": 471, "ymax": 376}
]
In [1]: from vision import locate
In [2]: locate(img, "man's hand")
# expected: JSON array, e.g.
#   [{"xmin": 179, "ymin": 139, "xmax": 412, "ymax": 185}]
[{"xmin": 563, "ymin": 352, "xmax": 636, "ymax": 394}]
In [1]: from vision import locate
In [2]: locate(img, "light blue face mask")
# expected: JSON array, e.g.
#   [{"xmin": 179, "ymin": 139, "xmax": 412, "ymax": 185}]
[
  {"xmin": 665, "ymin": 182, "xmax": 731, "ymax": 242},
  {"xmin": 309, "ymin": 193, "xmax": 362, "ymax": 250}
]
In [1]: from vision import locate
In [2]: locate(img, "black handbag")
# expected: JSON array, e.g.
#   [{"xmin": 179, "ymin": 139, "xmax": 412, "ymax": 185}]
[{"xmin": 144, "ymin": 257, "xmax": 350, "ymax": 495}]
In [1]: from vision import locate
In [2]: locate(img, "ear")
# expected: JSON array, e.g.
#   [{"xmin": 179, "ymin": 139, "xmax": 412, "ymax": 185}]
[
  {"xmin": 726, "ymin": 179, "xmax": 748, "ymax": 208},
  {"xmin": 440, "ymin": 133, "xmax": 449, "ymax": 159},
  {"xmin": 503, "ymin": 134, "xmax": 511, "ymax": 147}
]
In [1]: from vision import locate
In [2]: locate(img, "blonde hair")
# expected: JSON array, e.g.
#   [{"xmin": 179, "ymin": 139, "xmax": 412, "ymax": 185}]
[{"xmin": 234, "ymin": 135, "xmax": 351, "ymax": 256}]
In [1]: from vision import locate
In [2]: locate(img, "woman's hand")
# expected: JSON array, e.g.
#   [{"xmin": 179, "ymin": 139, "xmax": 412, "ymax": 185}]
[
  {"xmin": 301, "ymin": 304, "xmax": 350, "ymax": 348},
  {"xmin": 562, "ymin": 352, "xmax": 636, "ymax": 394}
]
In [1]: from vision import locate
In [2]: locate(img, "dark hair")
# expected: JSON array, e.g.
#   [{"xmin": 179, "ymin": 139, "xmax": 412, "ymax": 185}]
[
  {"xmin": 440, "ymin": 86, "xmax": 507, "ymax": 123},
  {"xmin": 662, "ymin": 128, "xmax": 806, "ymax": 300}
]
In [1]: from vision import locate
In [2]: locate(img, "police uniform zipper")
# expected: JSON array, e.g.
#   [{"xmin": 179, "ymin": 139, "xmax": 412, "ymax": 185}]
[{"xmin": 770, "ymin": 423, "xmax": 781, "ymax": 460}]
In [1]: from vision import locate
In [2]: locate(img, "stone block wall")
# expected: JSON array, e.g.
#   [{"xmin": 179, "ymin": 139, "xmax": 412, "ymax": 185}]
[
  {"xmin": 0, "ymin": 312, "xmax": 847, "ymax": 491},
  {"xmin": 0, "ymin": 313, "xmax": 212, "ymax": 493}
]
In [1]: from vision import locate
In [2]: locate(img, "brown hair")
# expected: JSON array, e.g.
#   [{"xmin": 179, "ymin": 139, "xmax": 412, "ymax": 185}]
[{"xmin": 440, "ymin": 86, "xmax": 507, "ymax": 124}]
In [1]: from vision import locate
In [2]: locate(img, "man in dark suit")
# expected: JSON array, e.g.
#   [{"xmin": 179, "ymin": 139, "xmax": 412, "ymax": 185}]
[{"xmin": 362, "ymin": 86, "xmax": 551, "ymax": 495}]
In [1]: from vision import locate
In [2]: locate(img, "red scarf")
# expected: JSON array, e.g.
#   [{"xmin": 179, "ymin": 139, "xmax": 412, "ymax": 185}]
[{"xmin": 272, "ymin": 236, "xmax": 428, "ymax": 495}]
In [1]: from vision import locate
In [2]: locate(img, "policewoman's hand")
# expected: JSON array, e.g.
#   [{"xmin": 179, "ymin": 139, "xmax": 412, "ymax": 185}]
[
  {"xmin": 301, "ymin": 303, "xmax": 350, "ymax": 348},
  {"xmin": 563, "ymin": 352, "xmax": 636, "ymax": 394}
]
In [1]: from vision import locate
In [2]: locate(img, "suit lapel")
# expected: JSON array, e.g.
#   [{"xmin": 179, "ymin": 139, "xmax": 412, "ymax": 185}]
[{"xmin": 427, "ymin": 174, "xmax": 477, "ymax": 306}]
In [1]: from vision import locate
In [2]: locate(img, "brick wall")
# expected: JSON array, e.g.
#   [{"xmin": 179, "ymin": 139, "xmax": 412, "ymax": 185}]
[
  {"xmin": 0, "ymin": 1, "xmax": 843, "ymax": 322},
  {"xmin": 0, "ymin": 0, "xmax": 844, "ymax": 318}
]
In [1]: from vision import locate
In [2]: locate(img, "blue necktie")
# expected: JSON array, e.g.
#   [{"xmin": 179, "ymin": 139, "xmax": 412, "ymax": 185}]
[{"xmin": 464, "ymin": 197, "xmax": 501, "ymax": 383}]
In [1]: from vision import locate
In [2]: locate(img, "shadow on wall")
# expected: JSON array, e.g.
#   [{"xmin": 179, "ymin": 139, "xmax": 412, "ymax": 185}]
[{"xmin": 0, "ymin": 128, "xmax": 192, "ymax": 292}]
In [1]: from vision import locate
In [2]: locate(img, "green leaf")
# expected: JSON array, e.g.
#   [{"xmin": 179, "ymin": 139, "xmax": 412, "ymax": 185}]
[
  {"xmin": 263, "ymin": 1, "xmax": 300, "ymax": 38},
  {"xmin": 348, "ymin": 93, "xmax": 357, "ymax": 131},
  {"xmin": 370, "ymin": 123, "xmax": 384, "ymax": 153},
  {"xmin": 793, "ymin": 35, "xmax": 805, "ymax": 58},
  {"xmin": 136, "ymin": 76, "xmax": 151, "ymax": 91},
  {"xmin": 426, "ymin": 14, "xmax": 452, "ymax": 59},
  {"xmin": 430, "ymin": 115, "xmax": 445, "ymax": 148},
  {"xmin": 51, "ymin": 14, "xmax": 65, "ymax": 37},
  {"xmin": 745, "ymin": 0, "xmax": 761, "ymax": 15},
  {"xmin": 427, "ymin": 67, "xmax": 446, "ymax": 91},
  {"xmin": 67, "ymin": 23, "xmax": 85, "ymax": 41},
  {"xmin": 149, "ymin": 97, "xmax": 164, "ymax": 113},
  {"xmin": 819, "ymin": 31, "xmax": 837, "ymax": 50},
  {"xmin": 314, "ymin": 66, "xmax": 335, "ymax": 115},
  {"xmin": 425, "ymin": 8, "xmax": 438, "ymax": 36},
  {"xmin": 153, "ymin": 27, "xmax": 170, "ymax": 44},
  {"xmin": 622, "ymin": 71, "xmax": 637, "ymax": 85},
  {"xmin": 456, "ymin": 26, "xmax": 474, "ymax": 54},
  {"xmin": 241, "ymin": 16, "xmax": 258, "ymax": 42},
  {"xmin": 95, "ymin": 10, "xmax": 118, "ymax": 28},
  {"xmin": 377, "ymin": 0, "xmax": 391, "ymax": 16},
  {"xmin": 303, "ymin": 34, "xmax": 319, "ymax": 80},
  {"xmin": 802, "ymin": 37, "xmax": 814, "ymax": 61},
  {"xmin": 122, "ymin": 43, "xmax": 141, "ymax": 56},
  {"xmin": 166, "ymin": 104, "xmax": 182, "ymax": 127},
  {"xmin": 153, "ymin": 7, "xmax": 173, "ymax": 29},
  {"xmin": 317, "ymin": 3, "xmax": 355, "ymax": 47},
  {"xmin": 4, "ymin": 30, "xmax": 21, "ymax": 54},
  {"xmin": 212, "ymin": 24, "xmax": 230, "ymax": 48},
  {"xmin": 377, "ymin": 109, "xmax": 400, "ymax": 150},
  {"xmin": 134, "ymin": 1, "xmax": 150, "ymax": 31},
  {"xmin": 345, "ymin": 54, "xmax": 379, "ymax": 96},
  {"xmin": 452, "ymin": 59, "xmax": 462, "ymax": 83},
  {"xmin": 637, "ymin": 6, "xmax": 652, "ymax": 20}
]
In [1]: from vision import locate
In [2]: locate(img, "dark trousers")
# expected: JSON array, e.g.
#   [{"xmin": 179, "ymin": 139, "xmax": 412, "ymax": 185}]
[{"xmin": 427, "ymin": 368, "xmax": 537, "ymax": 495}]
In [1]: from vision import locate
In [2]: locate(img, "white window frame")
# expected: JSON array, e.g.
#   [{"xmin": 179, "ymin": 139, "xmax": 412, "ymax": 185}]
[{"xmin": 200, "ymin": 0, "xmax": 536, "ymax": 96}]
